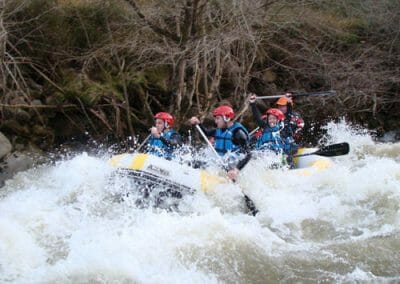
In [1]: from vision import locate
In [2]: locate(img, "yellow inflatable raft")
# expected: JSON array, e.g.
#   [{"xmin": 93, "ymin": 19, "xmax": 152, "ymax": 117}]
[{"xmin": 109, "ymin": 149, "xmax": 332, "ymax": 193}]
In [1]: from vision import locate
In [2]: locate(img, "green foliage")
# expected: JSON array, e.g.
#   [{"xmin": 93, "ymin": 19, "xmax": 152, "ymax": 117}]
[
  {"xmin": 143, "ymin": 66, "xmax": 171, "ymax": 93},
  {"xmin": 60, "ymin": 70, "xmax": 104, "ymax": 105},
  {"xmin": 57, "ymin": 66, "xmax": 172, "ymax": 107},
  {"xmin": 126, "ymin": 71, "xmax": 148, "ymax": 97},
  {"xmin": 337, "ymin": 32, "xmax": 360, "ymax": 46}
]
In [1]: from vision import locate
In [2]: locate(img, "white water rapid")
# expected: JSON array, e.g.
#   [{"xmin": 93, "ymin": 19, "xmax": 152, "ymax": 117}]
[{"xmin": 1, "ymin": 120, "xmax": 400, "ymax": 283}]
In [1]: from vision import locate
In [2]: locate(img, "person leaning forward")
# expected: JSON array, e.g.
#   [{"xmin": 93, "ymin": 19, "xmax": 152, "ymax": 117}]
[{"xmin": 189, "ymin": 105, "xmax": 251, "ymax": 180}]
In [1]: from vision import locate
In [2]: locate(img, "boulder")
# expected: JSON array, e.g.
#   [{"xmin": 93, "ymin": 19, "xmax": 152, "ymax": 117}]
[
  {"xmin": 0, "ymin": 151, "xmax": 36, "ymax": 187},
  {"xmin": 15, "ymin": 109, "xmax": 31, "ymax": 122},
  {"xmin": 4, "ymin": 152, "xmax": 35, "ymax": 175},
  {"xmin": 0, "ymin": 132, "xmax": 12, "ymax": 160}
]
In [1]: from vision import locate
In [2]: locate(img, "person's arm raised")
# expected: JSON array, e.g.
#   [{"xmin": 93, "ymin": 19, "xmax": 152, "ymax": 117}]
[{"xmin": 249, "ymin": 94, "xmax": 268, "ymax": 128}]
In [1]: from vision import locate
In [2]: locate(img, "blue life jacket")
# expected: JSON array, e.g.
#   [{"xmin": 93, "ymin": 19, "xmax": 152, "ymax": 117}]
[
  {"xmin": 214, "ymin": 122, "xmax": 249, "ymax": 156},
  {"xmin": 147, "ymin": 129, "xmax": 178, "ymax": 159},
  {"xmin": 282, "ymin": 136, "xmax": 298, "ymax": 155},
  {"xmin": 255, "ymin": 122, "xmax": 286, "ymax": 153}
]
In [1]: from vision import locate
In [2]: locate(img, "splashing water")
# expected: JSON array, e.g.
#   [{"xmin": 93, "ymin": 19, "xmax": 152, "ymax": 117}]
[{"xmin": 1, "ymin": 120, "xmax": 400, "ymax": 283}]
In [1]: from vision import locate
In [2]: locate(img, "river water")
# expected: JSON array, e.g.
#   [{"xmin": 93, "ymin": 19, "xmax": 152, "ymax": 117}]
[{"xmin": 1, "ymin": 121, "xmax": 399, "ymax": 283}]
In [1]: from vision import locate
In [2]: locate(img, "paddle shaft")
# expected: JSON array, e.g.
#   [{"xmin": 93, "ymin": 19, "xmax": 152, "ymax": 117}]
[
  {"xmin": 195, "ymin": 125, "xmax": 221, "ymax": 160},
  {"xmin": 137, "ymin": 134, "xmax": 151, "ymax": 152},
  {"xmin": 194, "ymin": 125, "xmax": 258, "ymax": 216},
  {"xmin": 249, "ymin": 127, "xmax": 260, "ymax": 137},
  {"xmin": 293, "ymin": 152, "xmax": 317, "ymax": 158},
  {"xmin": 255, "ymin": 90, "xmax": 336, "ymax": 100}
]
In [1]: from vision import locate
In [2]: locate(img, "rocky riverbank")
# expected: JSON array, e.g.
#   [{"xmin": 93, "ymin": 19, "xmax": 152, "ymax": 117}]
[{"xmin": 0, "ymin": 131, "xmax": 46, "ymax": 187}]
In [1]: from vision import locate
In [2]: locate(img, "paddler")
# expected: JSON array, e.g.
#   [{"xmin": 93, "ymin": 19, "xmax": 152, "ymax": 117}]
[
  {"xmin": 146, "ymin": 112, "xmax": 182, "ymax": 160},
  {"xmin": 189, "ymin": 105, "xmax": 251, "ymax": 180},
  {"xmin": 275, "ymin": 92, "xmax": 304, "ymax": 154},
  {"xmin": 249, "ymin": 95, "xmax": 287, "ymax": 154}
]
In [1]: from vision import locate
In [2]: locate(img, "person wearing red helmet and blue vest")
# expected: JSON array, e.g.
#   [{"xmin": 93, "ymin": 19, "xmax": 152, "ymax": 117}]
[
  {"xmin": 146, "ymin": 112, "xmax": 182, "ymax": 160},
  {"xmin": 249, "ymin": 95, "xmax": 290, "ymax": 153},
  {"xmin": 189, "ymin": 105, "xmax": 251, "ymax": 180},
  {"xmin": 190, "ymin": 105, "xmax": 249, "ymax": 157},
  {"xmin": 254, "ymin": 107, "xmax": 287, "ymax": 153},
  {"xmin": 249, "ymin": 94, "xmax": 297, "ymax": 168}
]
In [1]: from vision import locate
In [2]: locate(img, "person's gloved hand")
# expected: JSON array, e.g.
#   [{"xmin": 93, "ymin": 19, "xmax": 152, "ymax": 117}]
[
  {"xmin": 248, "ymin": 94, "xmax": 257, "ymax": 104},
  {"xmin": 227, "ymin": 168, "xmax": 239, "ymax": 181},
  {"xmin": 150, "ymin": 126, "xmax": 161, "ymax": 138},
  {"xmin": 189, "ymin": 116, "xmax": 200, "ymax": 125},
  {"xmin": 284, "ymin": 92, "xmax": 293, "ymax": 105}
]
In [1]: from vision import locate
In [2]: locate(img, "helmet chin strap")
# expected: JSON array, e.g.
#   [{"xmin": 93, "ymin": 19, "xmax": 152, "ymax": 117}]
[
  {"xmin": 223, "ymin": 115, "xmax": 230, "ymax": 123},
  {"xmin": 164, "ymin": 121, "xmax": 169, "ymax": 129}
]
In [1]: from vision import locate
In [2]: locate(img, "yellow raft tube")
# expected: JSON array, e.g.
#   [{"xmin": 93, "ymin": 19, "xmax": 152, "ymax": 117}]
[{"xmin": 109, "ymin": 149, "xmax": 332, "ymax": 193}]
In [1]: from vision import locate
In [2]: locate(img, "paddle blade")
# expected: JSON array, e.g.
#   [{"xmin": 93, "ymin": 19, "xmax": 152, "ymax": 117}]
[{"xmin": 315, "ymin": 142, "xmax": 350, "ymax": 157}]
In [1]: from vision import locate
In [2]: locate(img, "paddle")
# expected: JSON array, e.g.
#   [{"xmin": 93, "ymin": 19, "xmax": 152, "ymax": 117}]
[
  {"xmin": 293, "ymin": 142, "xmax": 350, "ymax": 158},
  {"xmin": 194, "ymin": 125, "xmax": 259, "ymax": 216},
  {"xmin": 249, "ymin": 127, "xmax": 260, "ymax": 137},
  {"xmin": 136, "ymin": 134, "xmax": 151, "ymax": 152},
  {"xmin": 255, "ymin": 90, "xmax": 336, "ymax": 100}
]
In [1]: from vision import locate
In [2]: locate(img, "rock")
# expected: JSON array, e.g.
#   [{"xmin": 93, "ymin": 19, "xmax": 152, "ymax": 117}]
[
  {"xmin": 1, "ymin": 119, "xmax": 31, "ymax": 136},
  {"xmin": 31, "ymin": 99, "xmax": 43, "ymax": 106},
  {"xmin": 0, "ymin": 132, "xmax": 12, "ymax": 160},
  {"xmin": 28, "ymin": 99, "xmax": 44, "ymax": 117},
  {"xmin": 14, "ymin": 143, "xmax": 26, "ymax": 151},
  {"xmin": 10, "ymin": 96, "xmax": 26, "ymax": 105},
  {"xmin": 0, "ymin": 151, "xmax": 37, "ymax": 187},
  {"xmin": 45, "ymin": 93, "xmax": 63, "ymax": 105},
  {"xmin": 15, "ymin": 109, "xmax": 31, "ymax": 122},
  {"xmin": 377, "ymin": 129, "xmax": 400, "ymax": 142},
  {"xmin": 5, "ymin": 152, "xmax": 35, "ymax": 174}
]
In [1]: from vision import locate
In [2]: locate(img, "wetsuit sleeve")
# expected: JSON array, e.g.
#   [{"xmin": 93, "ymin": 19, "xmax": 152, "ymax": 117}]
[
  {"xmin": 250, "ymin": 103, "xmax": 268, "ymax": 128},
  {"xmin": 232, "ymin": 128, "xmax": 249, "ymax": 149},
  {"xmin": 236, "ymin": 152, "xmax": 252, "ymax": 170},
  {"xmin": 160, "ymin": 133, "xmax": 182, "ymax": 147},
  {"xmin": 232, "ymin": 128, "xmax": 252, "ymax": 170}
]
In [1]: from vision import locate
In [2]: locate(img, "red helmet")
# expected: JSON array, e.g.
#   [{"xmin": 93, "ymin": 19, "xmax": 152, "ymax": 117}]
[
  {"xmin": 266, "ymin": 108, "xmax": 284, "ymax": 121},
  {"xmin": 154, "ymin": 112, "xmax": 174, "ymax": 127},
  {"xmin": 212, "ymin": 106, "xmax": 235, "ymax": 120}
]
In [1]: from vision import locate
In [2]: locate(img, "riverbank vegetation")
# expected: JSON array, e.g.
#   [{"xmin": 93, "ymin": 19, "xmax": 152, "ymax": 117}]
[{"xmin": 1, "ymin": 0, "xmax": 399, "ymax": 149}]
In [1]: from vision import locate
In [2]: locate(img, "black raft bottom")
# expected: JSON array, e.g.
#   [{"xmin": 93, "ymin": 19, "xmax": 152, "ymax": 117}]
[{"xmin": 109, "ymin": 169, "xmax": 196, "ymax": 211}]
